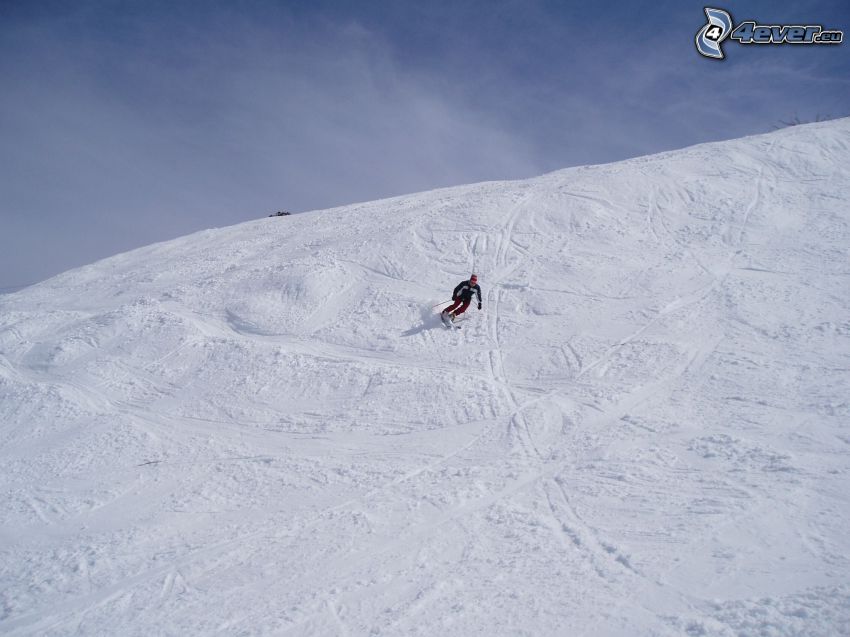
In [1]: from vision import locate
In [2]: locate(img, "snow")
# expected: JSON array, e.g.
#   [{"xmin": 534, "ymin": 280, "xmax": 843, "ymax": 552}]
[{"xmin": 1, "ymin": 119, "xmax": 849, "ymax": 635}]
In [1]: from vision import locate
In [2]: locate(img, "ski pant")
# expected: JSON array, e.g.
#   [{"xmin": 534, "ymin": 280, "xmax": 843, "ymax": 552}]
[{"xmin": 445, "ymin": 298, "xmax": 471, "ymax": 316}]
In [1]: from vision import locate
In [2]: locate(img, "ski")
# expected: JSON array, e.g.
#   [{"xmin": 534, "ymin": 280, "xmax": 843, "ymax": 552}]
[{"xmin": 441, "ymin": 313, "xmax": 461, "ymax": 330}]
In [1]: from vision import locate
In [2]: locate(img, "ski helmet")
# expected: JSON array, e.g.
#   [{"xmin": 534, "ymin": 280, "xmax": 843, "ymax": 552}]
[{"xmin": 470, "ymin": 274, "xmax": 478, "ymax": 284}]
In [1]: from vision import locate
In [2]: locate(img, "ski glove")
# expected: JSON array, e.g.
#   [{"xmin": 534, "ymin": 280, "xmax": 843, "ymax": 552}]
[{"xmin": 478, "ymin": 302, "xmax": 482, "ymax": 310}]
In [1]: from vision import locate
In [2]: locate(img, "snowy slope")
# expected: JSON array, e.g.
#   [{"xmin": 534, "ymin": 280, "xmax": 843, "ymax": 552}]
[{"xmin": 1, "ymin": 119, "xmax": 849, "ymax": 636}]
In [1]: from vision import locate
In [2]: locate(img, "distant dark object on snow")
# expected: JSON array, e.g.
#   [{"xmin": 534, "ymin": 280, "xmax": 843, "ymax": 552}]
[{"xmin": 269, "ymin": 211, "xmax": 291, "ymax": 217}]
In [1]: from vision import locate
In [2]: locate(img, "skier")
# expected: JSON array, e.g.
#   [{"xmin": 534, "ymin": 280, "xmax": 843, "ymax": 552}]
[{"xmin": 442, "ymin": 274, "xmax": 482, "ymax": 323}]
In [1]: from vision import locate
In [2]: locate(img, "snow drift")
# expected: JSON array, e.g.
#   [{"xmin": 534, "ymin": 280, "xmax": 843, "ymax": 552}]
[{"xmin": 1, "ymin": 119, "xmax": 849, "ymax": 635}]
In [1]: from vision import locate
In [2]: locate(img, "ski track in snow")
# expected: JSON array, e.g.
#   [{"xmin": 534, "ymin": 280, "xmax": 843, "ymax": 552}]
[{"xmin": 1, "ymin": 120, "xmax": 850, "ymax": 636}]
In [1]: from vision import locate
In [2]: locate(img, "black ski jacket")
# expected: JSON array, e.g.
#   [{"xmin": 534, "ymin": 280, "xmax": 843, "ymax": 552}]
[{"xmin": 453, "ymin": 280, "xmax": 482, "ymax": 303}]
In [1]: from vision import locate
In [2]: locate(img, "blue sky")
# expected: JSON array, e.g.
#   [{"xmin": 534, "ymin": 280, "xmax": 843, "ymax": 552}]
[{"xmin": 1, "ymin": 0, "xmax": 848, "ymax": 290}]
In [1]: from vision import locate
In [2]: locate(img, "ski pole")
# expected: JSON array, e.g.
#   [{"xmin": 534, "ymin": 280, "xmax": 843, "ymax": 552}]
[{"xmin": 432, "ymin": 300, "xmax": 452, "ymax": 308}]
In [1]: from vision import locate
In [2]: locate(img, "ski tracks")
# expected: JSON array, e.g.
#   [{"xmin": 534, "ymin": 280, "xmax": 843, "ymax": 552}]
[
  {"xmin": 468, "ymin": 179, "xmax": 739, "ymax": 624},
  {"xmin": 480, "ymin": 188, "xmax": 546, "ymax": 461},
  {"xmin": 736, "ymin": 138, "xmax": 778, "ymax": 249},
  {"xmin": 472, "ymin": 184, "xmax": 690, "ymax": 598}
]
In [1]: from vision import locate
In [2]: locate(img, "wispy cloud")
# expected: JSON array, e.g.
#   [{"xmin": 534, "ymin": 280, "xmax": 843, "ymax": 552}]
[{"xmin": 0, "ymin": 0, "xmax": 847, "ymax": 287}]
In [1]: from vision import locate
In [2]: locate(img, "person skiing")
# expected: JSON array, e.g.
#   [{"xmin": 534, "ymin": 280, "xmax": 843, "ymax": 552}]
[{"xmin": 442, "ymin": 274, "xmax": 482, "ymax": 322}]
